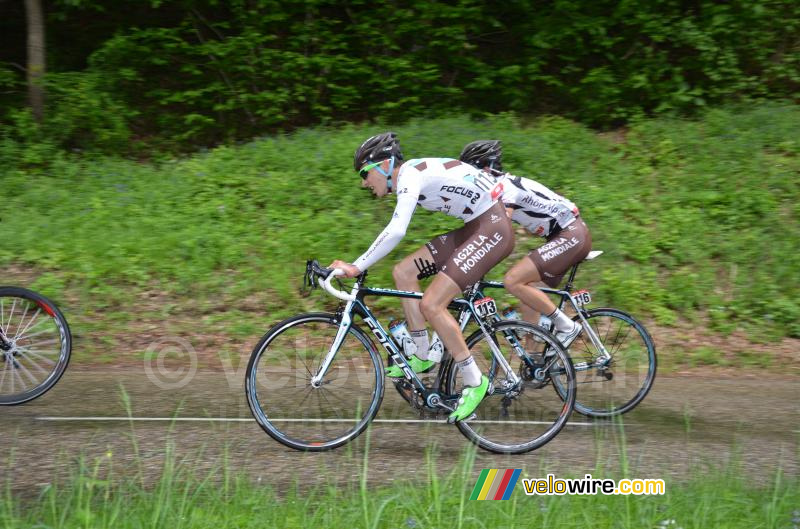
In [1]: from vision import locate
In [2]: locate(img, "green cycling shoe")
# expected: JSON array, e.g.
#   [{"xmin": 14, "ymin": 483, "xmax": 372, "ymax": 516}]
[
  {"xmin": 385, "ymin": 355, "xmax": 436, "ymax": 378},
  {"xmin": 448, "ymin": 375, "xmax": 490, "ymax": 423}
]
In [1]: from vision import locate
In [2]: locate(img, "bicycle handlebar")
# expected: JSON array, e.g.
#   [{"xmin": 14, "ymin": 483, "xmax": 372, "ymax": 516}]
[
  {"xmin": 321, "ymin": 269, "xmax": 356, "ymax": 302},
  {"xmin": 305, "ymin": 260, "xmax": 357, "ymax": 302}
]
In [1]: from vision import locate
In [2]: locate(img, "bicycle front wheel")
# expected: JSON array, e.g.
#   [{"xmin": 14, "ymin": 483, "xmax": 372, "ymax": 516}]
[
  {"xmin": 0, "ymin": 287, "xmax": 71, "ymax": 406},
  {"xmin": 245, "ymin": 312, "xmax": 384, "ymax": 451},
  {"xmin": 565, "ymin": 308, "xmax": 657, "ymax": 417},
  {"xmin": 446, "ymin": 321, "xmax": 576, "ymax": 454}
]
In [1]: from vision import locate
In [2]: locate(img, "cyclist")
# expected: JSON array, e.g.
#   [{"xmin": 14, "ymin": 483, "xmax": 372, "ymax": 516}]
[
  {"xmin": 329, "ymin": 132, "xmax": 514, "ymax": 422},
  {"xmin": 459, "ymin": 140, "xmax": 591, "ymax": 347}
]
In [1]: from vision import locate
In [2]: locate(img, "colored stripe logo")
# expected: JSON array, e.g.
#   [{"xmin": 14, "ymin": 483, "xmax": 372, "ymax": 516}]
[{"xmin": 469, "ymin": 469, "xmax": 522, "ymax": 500}]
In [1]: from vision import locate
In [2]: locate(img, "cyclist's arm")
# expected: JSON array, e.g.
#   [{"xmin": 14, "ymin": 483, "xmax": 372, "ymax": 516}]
[{"xmin": 352, "ymin": 183, "xmax": 419, "ymax": 272}]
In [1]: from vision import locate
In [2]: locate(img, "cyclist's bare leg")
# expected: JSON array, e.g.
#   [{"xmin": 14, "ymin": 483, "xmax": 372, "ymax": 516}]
[
  {"xmin": 392, "ymin": 245, "xmax": 436, "ymax": 332},
  {"xmin": 419, "ymin": 273, "xmax": 469, "ymax": 362},
  {"xmin": 518, "ymin": 282, "xmax": 547, "ymax": 324},
  {"xmin": 518, "ymin": 291, "xmax": 547, "ymax": 349},
  {"xmin": 505, "ymin": 257, "xmax": 577, "ymax": 337},
  {"xmin": 504, "ymin": 257, "xmax": 556, "ymax": 315}
]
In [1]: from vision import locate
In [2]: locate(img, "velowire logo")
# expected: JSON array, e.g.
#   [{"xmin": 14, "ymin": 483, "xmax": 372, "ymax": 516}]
[{"xmin": 469, "ymin": 469, "xmax": 521, "ymax": 500}]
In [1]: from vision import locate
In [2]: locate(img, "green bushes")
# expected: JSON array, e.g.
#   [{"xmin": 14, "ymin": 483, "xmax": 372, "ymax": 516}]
[
  {"xmin": 2, "ymin": 1, "xmax": 798, "ymax": 151},
  {"xmin": 2, "ymin": 104, "xmax": 798, "ymax": 337}
]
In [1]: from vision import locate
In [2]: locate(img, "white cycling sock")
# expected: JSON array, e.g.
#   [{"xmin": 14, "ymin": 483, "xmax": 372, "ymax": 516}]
[
  {"xmin": 400, "ymin": 337, "xmax": 417, "ymax": 358},
  {"xmin": 457, "ymin": 356, "xmax": 482, "ymax": 387},
  {"xmin": 548, "ymin": 308, "xmax": 575, "ymax": 332},
  {"xmin": 410, "ymin": 330, "xmax": 429, "ymax": 360}
]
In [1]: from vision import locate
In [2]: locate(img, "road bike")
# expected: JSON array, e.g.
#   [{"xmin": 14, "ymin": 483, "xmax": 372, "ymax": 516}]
[
  {"xmin": 482, "ymin": 250, "xmax": 657, "ymax": 417},
  {"xmin": 245, "ymin": 260, "xmax": 577, "ymax": 454},
  {"xmin": 0, "ymin": 286, "xmax": 72, "ymax": 405}
]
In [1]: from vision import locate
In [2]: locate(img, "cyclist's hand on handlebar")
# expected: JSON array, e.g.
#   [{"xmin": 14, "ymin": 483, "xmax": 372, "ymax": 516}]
[{"xmin": 328, "ymin": 260, "xmax": 361, "ymax": 279}]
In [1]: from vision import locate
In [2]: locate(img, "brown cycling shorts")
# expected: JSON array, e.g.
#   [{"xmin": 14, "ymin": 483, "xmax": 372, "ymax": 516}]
[
  {"xmin": 528, "ymin": 218, "xmax": 592, "ymax": 287},
  {"xmin": 425, "ymin": 201, "xmax": 515, "ymax": 290}
]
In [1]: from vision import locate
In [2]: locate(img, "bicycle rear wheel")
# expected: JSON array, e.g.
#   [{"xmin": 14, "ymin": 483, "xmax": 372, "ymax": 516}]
[
  {"xmin": 0, "ymin": 287, "xmax": 71, "ymax": 406},
  {"xmin": 246, "ymin": 312, "xmax": 384, "ymax": 451},
  {"xmin": 559, "ymin": 308, "xmax": 656, "ymax": 417},
  {"xmin": 446, "ymin": 321, "xmax": 576, "ymax": 454}
]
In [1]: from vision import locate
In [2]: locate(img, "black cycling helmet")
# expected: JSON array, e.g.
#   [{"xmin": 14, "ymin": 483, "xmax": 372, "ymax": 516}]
[
  {"xmin": 354, "ymin": 132, "xmax": 404, "ymax": 172},
  {"xmin": 459, "ymin": 140, "xmax": 503, "ymax": 172}
]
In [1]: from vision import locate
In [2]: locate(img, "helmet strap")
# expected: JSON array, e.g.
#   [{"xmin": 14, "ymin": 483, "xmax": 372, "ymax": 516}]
[{"xmin": 376, "ymin": 157, "xmax": 396, "ymax": 191}]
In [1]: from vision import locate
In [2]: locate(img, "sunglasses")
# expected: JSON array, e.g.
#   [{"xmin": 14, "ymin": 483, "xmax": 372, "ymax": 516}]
[{"xmin": 359, "ymin": 161, "xmax": 383, "ymax": 179}]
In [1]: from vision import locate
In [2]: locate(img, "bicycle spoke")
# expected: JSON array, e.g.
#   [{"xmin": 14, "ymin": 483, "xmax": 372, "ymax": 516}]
[
  {"xmin": 16, "ymin": 338, "xmax": 60, "ymax": 351},
  {"xmin": 17, "ymin": 348, "xmax": 57, "ymax": 367},
  {"xmin": 320, "ymin": 386, "xmax": 348, "ymax": 413},
  {"xmin": 12, "ymin": 304, "xmax": 31, "ymax": 340},
  {"xmin": 14, "ymin": 358, "xmax": 40, "ymax": 386},
  {"xmin": 17, "ymin": 319, "xmax": 59, "ymax": 344},
  {"xmin": 11, "ymin": 362, "xmax": 26, "ymax": 392},
  {"xmin": 17, "ymin": 353, "xmax": 52, "ymax": 376},
  {"xmin": 297, "ymin": 385, "xmax": 315, "ymax": 409},
  {"xmin": 13, "ymin": 307, "xmax": 42, "ymax": 341},
  {"xmin": 610, "ymin": 324, "xmax": 634, "ymax": 358},
  {"xmin": 5, "ymin": 299, "xmax": 17, "ymax": 334}
]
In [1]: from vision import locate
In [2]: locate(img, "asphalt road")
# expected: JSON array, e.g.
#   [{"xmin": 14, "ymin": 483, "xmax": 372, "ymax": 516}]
[{"xmin": 1, "ymin": 369, "xmax": 798, "ymax": 494}]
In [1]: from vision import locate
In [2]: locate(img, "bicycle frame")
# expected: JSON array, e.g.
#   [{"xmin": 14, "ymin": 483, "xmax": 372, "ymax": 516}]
[
  {"xmin": 474, "ymin": 260, "xmax": 612, "ymax": 370},
  {"xmin": 310, "ymin": 278, "xmax": 523, "ymax": 410}
]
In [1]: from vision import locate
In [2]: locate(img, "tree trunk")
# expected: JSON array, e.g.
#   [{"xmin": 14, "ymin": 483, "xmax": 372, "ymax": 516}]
[{"xmin": 25, "ymin": 0, "xmax": 46, "ymax": 123}]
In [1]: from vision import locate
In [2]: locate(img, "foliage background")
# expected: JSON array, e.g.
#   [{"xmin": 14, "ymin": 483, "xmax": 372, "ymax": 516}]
[{"xmin": 0, "ymin": 0, "xmax": 798, "ymax": 151}]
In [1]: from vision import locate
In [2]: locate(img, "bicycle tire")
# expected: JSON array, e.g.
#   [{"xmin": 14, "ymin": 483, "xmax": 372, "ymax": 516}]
[
  {"xmin": 245, "ymin": 312, "xmax": 385, "ymax": 451},
  {"xmin": 0, "ymin": 286, "xmax": 72, "ymax": 406},
  {"xmin": 555, "ymin": 308, "xmax": 656, "ymax": 417},
  {"xmin": 445, "ymin": 320, "xmax": 576, "ymax": 454}
]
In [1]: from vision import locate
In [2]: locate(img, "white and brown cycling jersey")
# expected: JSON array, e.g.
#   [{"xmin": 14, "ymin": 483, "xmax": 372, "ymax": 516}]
[
  {"xmin": 498, "ymin": 174, "xmax": 579, "ymax": 237},
  {"xmin": 495, "ymin": 173, "xmax": 591, "ymax": 287},
  {"xmin": 353, "ymin": 158, "xmax": 511, "ymax": 289}
]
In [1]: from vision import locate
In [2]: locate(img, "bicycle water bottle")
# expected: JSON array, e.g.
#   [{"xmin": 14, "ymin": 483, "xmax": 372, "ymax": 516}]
[
  {"xmin": 427, "ymin": 332, "xmax": 444, "ymax": 363},
  {"xmin": 539, "ymin": 314, "xmax": 553, "ymax": 331},
  {"xmin": 389, "ymin": 319, "xmax": 412, "ymax": 352},
  {"xmin": 501, "ymin": 307, "xmax": 521, "ymax": 320}
]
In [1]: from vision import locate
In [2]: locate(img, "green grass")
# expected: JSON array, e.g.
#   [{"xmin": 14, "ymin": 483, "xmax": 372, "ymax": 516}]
[
  {"xmin": 2, "ymin": 103, "xmax": 799, "ymax": 347},
  {"xmin": 2, "ymin": 437, "xmax": 798, "ymax": 529}
]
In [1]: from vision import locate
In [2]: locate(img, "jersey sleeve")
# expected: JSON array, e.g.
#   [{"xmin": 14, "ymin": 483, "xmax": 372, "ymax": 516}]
[{"xmin": 352, "ymin": 169, "xmax": 421, "ymax": 272}]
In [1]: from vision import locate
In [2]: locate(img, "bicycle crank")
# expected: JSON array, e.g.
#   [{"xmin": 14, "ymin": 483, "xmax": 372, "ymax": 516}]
[{"xmin": 518, "ymin": 356, "xmax": 551, "ymax": 389}]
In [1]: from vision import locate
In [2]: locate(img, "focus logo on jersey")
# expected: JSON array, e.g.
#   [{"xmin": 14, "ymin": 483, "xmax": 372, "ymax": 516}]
[{"xmin": 440, "ymin": 185, "xmax": 481, "ymax": 205}]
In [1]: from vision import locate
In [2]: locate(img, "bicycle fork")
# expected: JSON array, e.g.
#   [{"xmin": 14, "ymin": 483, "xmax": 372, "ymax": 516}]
[{"xmin": 310, "ymin": 297, "xmax": 357, "ymax": 388}]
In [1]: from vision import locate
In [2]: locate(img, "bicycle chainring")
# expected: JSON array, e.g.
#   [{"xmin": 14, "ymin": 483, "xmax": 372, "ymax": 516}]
[{"xmin": 518, "ymin": 355, "xmax": 551, "ymax": 389}]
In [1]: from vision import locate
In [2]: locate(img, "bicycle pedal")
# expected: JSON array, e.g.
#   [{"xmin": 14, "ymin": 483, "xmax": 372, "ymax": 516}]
[{"xmin": 462, "ymin": 413, "xmax": 478, "ymax": 422}]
